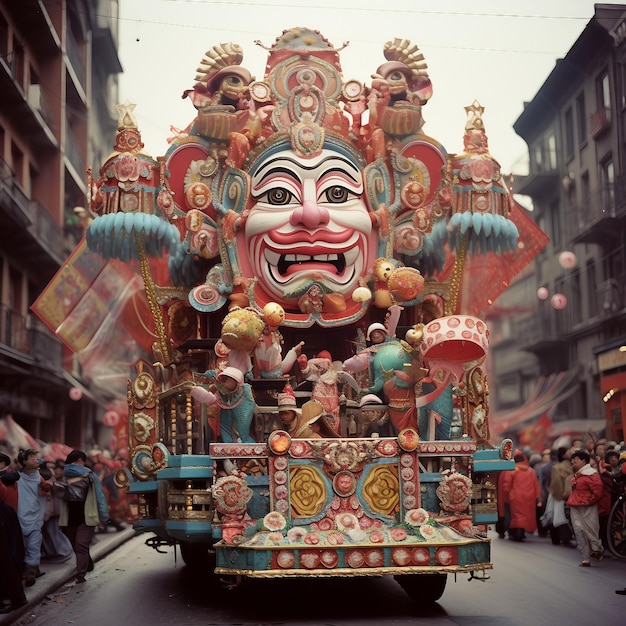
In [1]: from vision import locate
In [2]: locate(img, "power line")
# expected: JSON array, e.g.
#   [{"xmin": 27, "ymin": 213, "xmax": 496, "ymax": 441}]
[{"xmin": 156, "ymin": 0, "xmax": 591, "ymax": 21}]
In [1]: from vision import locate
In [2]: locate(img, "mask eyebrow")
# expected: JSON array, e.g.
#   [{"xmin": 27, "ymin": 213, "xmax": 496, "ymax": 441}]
[
  {"xmin": 318, "ymin": 166, "xmax": 361, "ymax": 186},
  {"xmin": 254, "ymin": 166, "xmax": 302, "ymax": 186},
  {"xmin": 253, "ymin": 153, "xmax": 361, "ymax": 181}
]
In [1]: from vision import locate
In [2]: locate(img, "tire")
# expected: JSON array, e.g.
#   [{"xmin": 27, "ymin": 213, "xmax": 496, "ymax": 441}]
[
  {"xmin": 394, "ymin": 573, "xmax": 447, "ymax": 603},
  {"xmin": 607, "ymin": 496, "xmax": 626, "ymax": 559},
  {"xmin": 179, "ymin": 541, "xmax": 215, "ymax": 569}
]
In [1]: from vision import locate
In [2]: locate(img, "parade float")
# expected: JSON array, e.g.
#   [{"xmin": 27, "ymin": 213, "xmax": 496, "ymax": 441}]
[{"xmin": 33, "ymin": 27, "xmax": 550, "ymax": 603}]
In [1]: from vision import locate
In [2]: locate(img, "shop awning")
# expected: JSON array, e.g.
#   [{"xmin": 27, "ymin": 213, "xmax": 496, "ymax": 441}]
[{"xmin": 491, "ymin": 368, "xmax": 580, "ymax": 435}]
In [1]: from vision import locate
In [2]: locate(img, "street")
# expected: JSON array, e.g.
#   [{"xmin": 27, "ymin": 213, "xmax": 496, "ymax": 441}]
[{"xmin": 12, "ymin": 530, "xmax": 625, "ymax": 626}]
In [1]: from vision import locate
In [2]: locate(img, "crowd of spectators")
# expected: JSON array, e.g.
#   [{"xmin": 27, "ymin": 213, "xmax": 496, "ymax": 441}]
[
  {"xmin": 0, "ymin": 446, "xmax": 130, "ymax": 614},
  {"xmin": 497, "ymin": 434, "xmax": 626, "ymax": 595}
]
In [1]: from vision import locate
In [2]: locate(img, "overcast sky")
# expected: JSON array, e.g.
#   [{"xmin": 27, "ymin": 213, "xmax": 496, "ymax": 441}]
[{"xmin": 116, "ymin": 0, "xmax": 604, "ymax": 173}]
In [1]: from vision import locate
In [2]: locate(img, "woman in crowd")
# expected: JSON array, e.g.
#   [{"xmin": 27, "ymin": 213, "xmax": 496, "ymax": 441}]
[{"xmin": 57, "ymin": 450, "xmax": 109, "ymax": 583}]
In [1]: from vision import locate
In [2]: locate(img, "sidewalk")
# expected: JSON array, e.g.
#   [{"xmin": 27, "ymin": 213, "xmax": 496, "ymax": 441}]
[{"xmin": 1, "ymin": 526, "xmax": 136, "ymax": 625}]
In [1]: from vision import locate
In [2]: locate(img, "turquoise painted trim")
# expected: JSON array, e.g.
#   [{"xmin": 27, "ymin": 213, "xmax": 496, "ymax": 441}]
[
  {"xmin": 133, "ymin": 519, "xmax": 164, "ymax": 533},
  {"xmin": 474, "ymin": 513, "xmax": 498, "ymax": 523},
  {"xmin": 473, "ymin": 460, "xmax": 515, "ymax": 472},
  {"xmin": 419, "ymin": 473, "xmax": 442, "ymax": 482},
  {"xmin": 166, "ymin": 455, "xmax": 213, "ymax": 468},
  {"xmin": 128, "ymin": 480, "xmax": 158, "ymax": 493},
  {"xmin": 157, "ymin": 467, "xmax": 213, "ymax": 480}
]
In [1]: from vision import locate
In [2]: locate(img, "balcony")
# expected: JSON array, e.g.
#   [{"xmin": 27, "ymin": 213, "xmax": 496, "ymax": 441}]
[
  {"xmin": 589, "ymin": 106, "xmax": 611, "ymax": 139},
  {"xmin": 513, "ymin": 168, "xmax": 560, "ymax": 199},
  {"xmin": 568, "ymin": 182, "xmax": 626, "ymax": 245},
  {"xmin": 512, "ymin": 311, "xmax": 571, "ymax": 370},
  {"xmin": 0, "ymin": 157, "xmax": 65, "ymax": 269},
  {"xmin": 0, "ymin": 53, "xmax": 58, "ymax": 149},
  {"xmin": 64, "ymin": 124, "xmax": 87, "ymax": 181},
  {"xmin": 0, "ymin": 306, "xmax": 31, "ymax": 354},
  {"xmin": 3, "ymin": 0, "xmax": 60, "ymax": 58},
  {"xmin": 66, "ymin": 27, "xmax": 86, "ymax": 92},
  {"xmin": 597, "ymin": 279, "xmax": 625, "ymax": 317}
]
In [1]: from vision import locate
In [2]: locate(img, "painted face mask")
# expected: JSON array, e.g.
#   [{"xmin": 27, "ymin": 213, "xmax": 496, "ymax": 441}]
[{"xmin": 240, "ymin": 144, "xmax": 375, "ymax": 313}]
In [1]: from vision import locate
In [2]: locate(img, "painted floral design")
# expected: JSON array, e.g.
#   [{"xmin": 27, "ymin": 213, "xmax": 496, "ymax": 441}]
[
  {"xmin": 405, "ymin": 507, "xmax": 429, "ymax": 527},
  {"xmin": 390, "ymin": 527, "xmax": 408, "ymax": 542},
  {"xmin": 336, "ymin": 512, "xmax": 360, "ymax": 532},
  {"xmin": 326, "ymin": 531, "xmax": 345, "ymax": 545},
  {"xmin": 286, "ymin": 527, "xmax": 307, "ymax": 543},
  {"xmin": 113, "ymin": 154, "xmax": 142, "ymax": 183},
  {"xmin": 263, "ymin": 511, "xmax": 287, "ymax": 531},
  {"xmin": 419, "ymin": 524, "xmax": 436, "ymax": 540}
]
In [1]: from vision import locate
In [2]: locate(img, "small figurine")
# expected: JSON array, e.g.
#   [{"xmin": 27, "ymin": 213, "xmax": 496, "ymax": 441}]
[
  {"xmin": 190, "ymin": 367, "xmax": 255, "ymax": 443},
  {"xmin": 342, "ymin": 321, "xmax": 392, "ymax": 389},
  {"xmin": 297, "ymin": 350, "xmax": 341, "ymax": 431},
  {"xmin": 276, "ymin": 386, "xmax": 322, "ymax": 439},
  {"xmin": 254, "ymin": 303, "xmax": 303, "ymax": 378}
]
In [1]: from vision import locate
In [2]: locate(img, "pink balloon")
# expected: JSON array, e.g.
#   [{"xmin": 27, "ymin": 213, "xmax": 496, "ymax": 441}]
[
  {"xmin": 550, "ymin": 293, "xmax": 567, "ymax": 310},
  {"xmin": 69, "ymin": 387, "xmax": 83, "ymax": 401},
  {"xmin": 558, "ymin": 251, "xmax": 577, "ymax": 269},
  {"xmin": 537, "ymin": 287, "xmax": 549, "ymax": 300},
  {"xmin": 103, "ymin": 410, "xmax": 120, "ymax": 427}
]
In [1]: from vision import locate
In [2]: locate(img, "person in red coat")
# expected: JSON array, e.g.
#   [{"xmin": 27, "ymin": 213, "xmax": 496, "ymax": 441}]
[
  {"xmin": 0, "ymin": 452, "xmax": 19, "ymax": 512},
  {"xmin": 615, "ymin": 459, "xmax": 626, "ymax": 595},
  {"xmin": 567, "ymin": 448, "xmax": 604, "ymax": 567},
  {"xmin": 502, "ymin": 452, "xmax": 541, "ymax": 541}
]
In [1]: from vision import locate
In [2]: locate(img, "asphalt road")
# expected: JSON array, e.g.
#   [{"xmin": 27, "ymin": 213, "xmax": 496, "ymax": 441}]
[{"xmin": 10, "ymin": 530, "xmax": 626, "ymax": 626}]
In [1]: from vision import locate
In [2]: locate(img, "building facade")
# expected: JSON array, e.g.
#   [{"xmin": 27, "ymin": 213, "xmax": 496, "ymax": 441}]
[
  {"xmin": 0, "ymin": 0, "xmax": 121, "ymax": 451},
  {"xmin": 490, "ymin": 4, "xmax": 626, "ymax": 445}
]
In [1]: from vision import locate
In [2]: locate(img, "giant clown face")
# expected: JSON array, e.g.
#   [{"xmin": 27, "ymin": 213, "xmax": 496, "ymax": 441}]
[{"xmin": 237, "ymin": 141, "xmax": 377, "ymax": 319}]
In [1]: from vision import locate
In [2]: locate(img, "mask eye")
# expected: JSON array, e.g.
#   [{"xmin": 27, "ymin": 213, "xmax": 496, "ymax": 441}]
[
  {"xmin": 324, "ymin": 186, "xmax": 349, "ymax": 203},
  {"xmin": 265, "ymin": 188, "xmax": 294, "ymax": 205}
]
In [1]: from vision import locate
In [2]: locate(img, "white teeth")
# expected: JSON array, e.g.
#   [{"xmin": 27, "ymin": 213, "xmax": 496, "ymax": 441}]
[
  {"xmin": 344, "ymin": 248, "xmax": 359, "ymax": 265},
  {"xmin": 265, "ymin": 250, "xmax": 352, "ymax": 266},
  {"xmin": 265, "ymin": 250, "xmax": 280, "ymax": 265}
]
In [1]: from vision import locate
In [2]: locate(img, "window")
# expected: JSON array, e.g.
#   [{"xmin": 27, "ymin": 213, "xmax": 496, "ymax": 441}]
[
  {"xmin": 564, "ymin": 107, "xmax": 574, "ymax": 160},
  {"xmin": 549, "ymin": 199, "xmax": 561, "ymax": 248},
  {"xmin": 0, "ymin": 13, "xmax": 8, "ymax": 60},
  {"xmin": 532, "ymin": 130, "xmax": 557, "ymax": 173},
  {"xmin": 13, "ymin": 41, "xmax": 25, "ymax": 87},
  {"xmin": 586, "ymin": 260, "xmax": 597, "ymax": 318},
  {"xmin": 601, "ymin": 157, "xmax": 615, "ymax": 215},
  {"xmin": 581, "ymin": 170, "xmax": 590, "ymax": 204},
  {"xmin": 576, "ymin": 92, "xmax": 586, "ymax": 144},
  {"xmin": 570, "ymin": 269, "xmax": 582, "ymax": 325},
  {"xmin": 590, "ymin": 70, "xmax": 612, "ymax": 138},
  {"xmin": 10, "ymin": 141, "xmax": 23, "ymax": 187},
  {"xmin": 533, "ymin": 144, "xmax": 543, "ymax": 171},
  {"xmin": 598, "ymin": 70, "xmax": 611, "ymax": 111},
  {"xmin": 547, "ymin": 133, "xmax": 557, "ymax": 169}
]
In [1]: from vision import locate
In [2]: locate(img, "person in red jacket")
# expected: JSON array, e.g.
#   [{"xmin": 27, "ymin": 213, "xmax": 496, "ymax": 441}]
[
  {"xmin": 0, "ymin": 452, "xmax": 19, "ymax": 511},
  {"xmin": 567, "ymin": 448, "xmax": 604, "ymax": 567},
  {"xmin": 615, "ymin": 458, "xmax": 626, "ymax": 595},
  {"xmin": 502, "ymin": 452, "xmax": 541, "ymax": 541}
]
